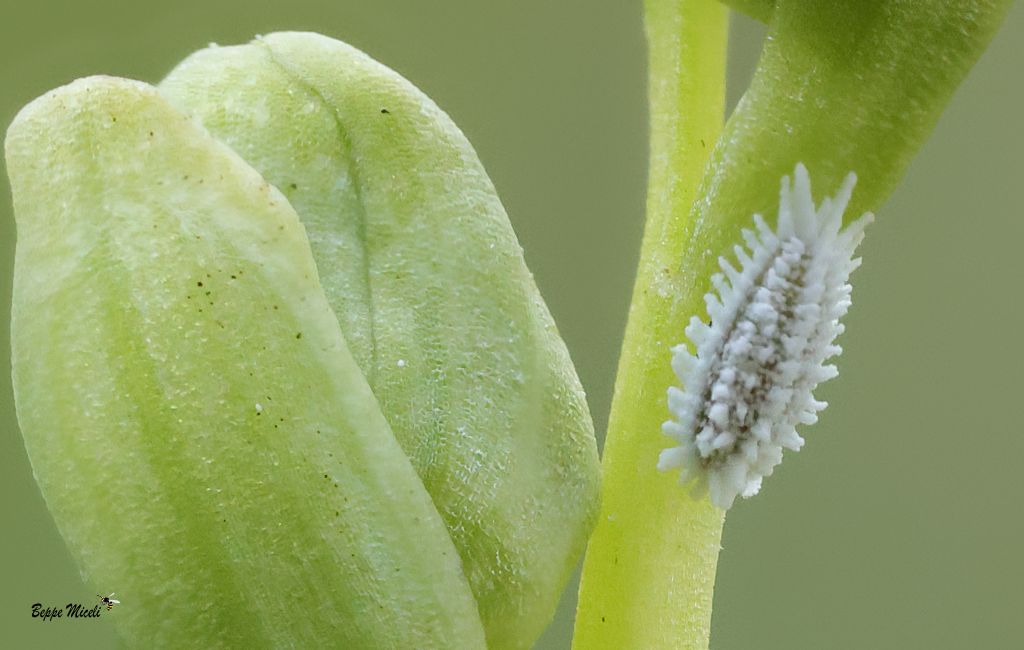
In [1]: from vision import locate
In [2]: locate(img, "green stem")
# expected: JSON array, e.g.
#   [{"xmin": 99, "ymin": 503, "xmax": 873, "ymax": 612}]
[
  {"xmin": 666, "ymin": 2, "xmax": 1013, "ymax": 379},
  {"xmin": 575, "ymin": 1, "xmax": 1011, "ymax": 648},
  {"xmin": 692, "ymin": 0, "xmax": 1014, "ymax": 242},
  {"xmin": 572, "ymin": 2, "xmax": 727, "ymax": 649}
]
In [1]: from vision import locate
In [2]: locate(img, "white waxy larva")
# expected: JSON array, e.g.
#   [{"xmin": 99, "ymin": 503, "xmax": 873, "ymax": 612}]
[{"xmin": 658, "ymin": 163, "xmax": 873, "ymax": 510}]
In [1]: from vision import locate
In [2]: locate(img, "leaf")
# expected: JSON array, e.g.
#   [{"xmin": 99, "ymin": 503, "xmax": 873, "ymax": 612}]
[
  {"xmin": 159, "ymin": 32, "xmax": 601, "ymax": 649},
  {"xmin": 5, "ymin": 76, "xmax": 487, "ymax": 649}
]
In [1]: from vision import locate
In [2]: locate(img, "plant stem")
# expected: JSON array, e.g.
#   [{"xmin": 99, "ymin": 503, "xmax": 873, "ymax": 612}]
[
  {"xmin": 691, "ymin": 0, "xmax": 1014, "ymax": 238},
  {"xmin": 572, "ymin": 2, "xmax": 727, "ymax": 649},
  {"xmin": 574, "ymin": 1, "xmax": 1012, "ymax": 647}
]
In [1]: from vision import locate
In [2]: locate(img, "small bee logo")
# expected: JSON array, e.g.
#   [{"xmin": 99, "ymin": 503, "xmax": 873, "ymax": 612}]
[{"xmin": 97, "ymin": 593, "xmax": 120, "ymax": 611}]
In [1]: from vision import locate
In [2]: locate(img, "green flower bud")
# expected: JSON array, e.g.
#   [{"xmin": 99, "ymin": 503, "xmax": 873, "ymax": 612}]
[
  {"xmin": 6, "ymin": 32, "xmax": 599, "ymax": 649},
  {"xmin": 160, "ymin": 31, "xmax": 601, "ymax": 648}
]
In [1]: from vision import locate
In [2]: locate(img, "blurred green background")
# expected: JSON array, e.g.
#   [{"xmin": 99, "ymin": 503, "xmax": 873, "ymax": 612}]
[{"xmin": 1, "ymin": 1, "xmax": 1021, "ymax": 648}]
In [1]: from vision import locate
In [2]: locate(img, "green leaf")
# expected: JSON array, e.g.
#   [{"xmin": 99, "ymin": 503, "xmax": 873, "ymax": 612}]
[
  {"xmin": 158, "ymin": 32, "xmax": 601, "ymax": 649},
  {"xmin": 6, "ymin": 76, "xmax": 487, "ymax": 649}
]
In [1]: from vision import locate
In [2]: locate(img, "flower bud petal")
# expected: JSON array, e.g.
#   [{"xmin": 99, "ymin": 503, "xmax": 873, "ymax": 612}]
[
  {"xmin": 158, "ymin": 33, "xmax": 601, "ymax": 648},
  {"xmin": 6, "ymin": 76, "xmax": 487, "ymax": 648}
]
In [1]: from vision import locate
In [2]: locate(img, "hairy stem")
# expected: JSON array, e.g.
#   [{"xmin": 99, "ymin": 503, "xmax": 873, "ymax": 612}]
[{"xmin": 572, "ymin": 1, "xmax": 727, "ymax": 648}]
